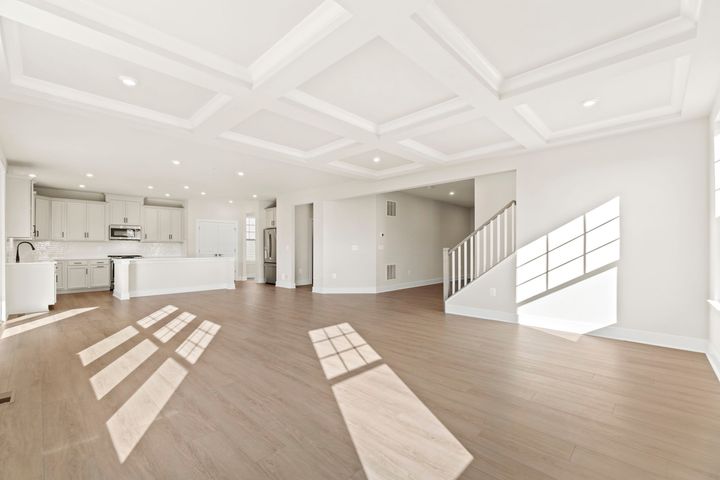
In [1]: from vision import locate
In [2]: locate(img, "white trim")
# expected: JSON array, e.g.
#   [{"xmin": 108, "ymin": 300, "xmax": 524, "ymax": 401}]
[
  {"xmin": 276, "ymin": 280, "xmax": 296, "ymax": 289},
  {"xmin": 129, "ymin": 283, "xmax": 236, "ymax": 298},
  {"xmin": 444, "ymin": 304, "xmax": 519, "ymax": 323},
  {"xmin": 589, "ymin": 325, "xmax": 708, "ymax": 353},
  {"xmin": 312, "ymin": 286, "xmax": 376, "ymax": 294},
  {"xmin": 376, "ymin": 277, "xmax": 443, "ymax": 293},
  {"xmin": 707, "ymin": 342, "xmax": 720, "ymax": 382}
]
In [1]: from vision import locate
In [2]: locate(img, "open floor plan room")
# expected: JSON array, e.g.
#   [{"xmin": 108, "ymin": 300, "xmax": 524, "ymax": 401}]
[{"xmin": 2, "ymin": 0, "xmax": 720, "ymax": 479}]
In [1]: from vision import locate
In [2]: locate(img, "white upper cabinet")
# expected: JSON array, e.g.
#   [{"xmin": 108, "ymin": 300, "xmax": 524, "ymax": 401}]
[
  {"xmin": 34, "ymin": 196, "xmax": 51, "ymax": 240},
  {"xmin": 6, "ymin": 175, "xmax": 34, "ymax": 239},
  {"xmin": 265, "ymin": 207, "xmax": 277, "ymax": 227},
  {"xmin": 142, "ymin": 206, "xmax": 159, "ymax": 241},
  {"xmin": 65, "ymin": 201, "xmax": 87, "ymax": 241},
  {"xmin": 50, "ymin": 199, "xmax": 106, "ymax": 241},
  {"xmin": 86, "ymin": 202, "xmax": 107, "ymax": 241},
  {"xmin": 51, "ymin": 200, "xmax": 67, "ymax": 240},
  {"xmin": 143, "ymin": 206, "xmax": 184, "ymax": 242},
  {"xmin": 108, "ymin": 196, "xmax": 143, "ymax": 225}
]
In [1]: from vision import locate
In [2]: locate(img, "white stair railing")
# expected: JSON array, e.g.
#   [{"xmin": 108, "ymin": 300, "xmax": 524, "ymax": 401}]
[{"xmin": 443, "ymin": 200, "xmax": 516, "ymax": 300}]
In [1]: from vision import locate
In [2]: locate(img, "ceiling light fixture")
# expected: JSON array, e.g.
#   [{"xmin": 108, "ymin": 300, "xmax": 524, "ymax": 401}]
[
  {"xmin": 449, "ymin": 191, "xmax": 455, "ymax": 196},
  {"xmin": 172, "ymin": 160, "xmax": 181, "ymax": 165},
  {"xmin": 201, "ymin": 192, "xmax": 206, "ymax": 196},
  {"xmin": 147, "ymin": 185, "xmax": 154, "ymax": 190},
  {"xmin": 183, "ymin": 185, "xmax": 189, "ymax": 190},
  {"xmin": 79, "ymin": 184, "xmax": 86, "ymax": 189},
  {"xmin": 252, "ymin": 194, "xmax": 257, "ymax": 198},
  {"xmin": 85, "ymin": 173, "xmax": 94, "ymax": 178},
  {"xmin": 164, "ymin": 193, "xmax": 170, "ymax": 197},
  {"xmin": 237, "ymin": 171, "xmax": 244, "ymax": 176},
  {"xmin": 28, "ymin": 173, "xmax": 37, "ymax": 178},
  {"xmin": 373, "ymin": 156, "xmax": 381, "ymax": 163},
  {"xmin": 118, "ymin": 75, "xmax": 137, "ymax": 87},
  {"xmin": 228, "ymin": 200, "xmax": 234, "ymax": 204},
  {"xmin": 582, "ymin": 98, "xmax": 598, "ymax": 108}
]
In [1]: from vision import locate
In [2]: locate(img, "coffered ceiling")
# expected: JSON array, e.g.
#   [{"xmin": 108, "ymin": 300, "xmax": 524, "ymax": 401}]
[{"xmin": 0, "ymin": 0, "xmax": 719, "ymax": 197}]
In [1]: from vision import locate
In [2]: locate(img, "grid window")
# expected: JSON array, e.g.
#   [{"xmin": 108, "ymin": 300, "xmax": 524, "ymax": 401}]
[
  {"xmin": 245, "ymin": 215, "xmax": 256, "ymax": 261},
  {"xmin": 714, "ymin": 133, "xmax": 720, "ymax": 218}
]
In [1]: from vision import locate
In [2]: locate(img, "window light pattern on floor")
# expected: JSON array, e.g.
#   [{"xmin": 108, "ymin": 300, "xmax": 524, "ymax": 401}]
[
  {"xmin": 73, "ymin": 305, "xmax": 221, "ymax": 463},
  {"xmin": 137, "ymin": 305, "xmax": 178, "ymax": 328},
  {"xmin": 308, "ymin": 323, "xmax": 381, "ymax": 380}
]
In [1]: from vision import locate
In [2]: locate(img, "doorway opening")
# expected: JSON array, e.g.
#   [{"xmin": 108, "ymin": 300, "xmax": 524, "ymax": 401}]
[{"xmin": 295, "ymin": 204, "xmax": 313, "ymax": 287}]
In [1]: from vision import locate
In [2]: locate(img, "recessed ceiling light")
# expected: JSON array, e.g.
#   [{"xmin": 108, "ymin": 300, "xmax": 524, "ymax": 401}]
[
  {"xmin": 79, "ymin": 184, "xmax": 86, "ymax": 189},
  {"xmin": 183, "ymin": 185, "xmax": 189, "ymax": 190},
  {"xmin": 252, "ymin": 194, "xmax": 257, "ymax": 198},
  {"xmin": 85, "ymin": 173, "xmax": 94, "ymax": 178},
  {"xmin": 449, "ymin": 191, "xmax": 455, "ymax": 196},
  {"xmin": 237, "ymin": 171, "xmax": 244, "ymax": 176},
  {"xmin": 164, "ymin": 193, "xmax": 170, "ymax": 197},
  {"xmin": 28, "ymin": 173, "xmax": 37, "ymax": 178},
  {"xmin": 228, "ymin": 200, "xmax": 234, "ymax": 204},
  {"xmin": 373, "ymin": 156, "xmax": 381, "ymax": 163},
  {"xmin": 118, "ymin": 75, "xmax": 137, "ymax": 87},
  {"xmin": 147, "ymin": 185, "xmax": 154, "ymax": 190},
  {"xmin": 582, "ymin": 98, "xmax": 598, "ymax": 108},
  {"xmin": 172, "ymin": 160, "xmax": 181, "ymax": 165},
  {"xmin": 201, "ymin": 192, "xmax": 206, "ymax": 196}
]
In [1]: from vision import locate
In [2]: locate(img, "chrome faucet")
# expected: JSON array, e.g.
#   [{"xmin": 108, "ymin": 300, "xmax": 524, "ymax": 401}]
[{"xmin": 15, "ymin": 241, "xmax": 35, "ymax": 263}]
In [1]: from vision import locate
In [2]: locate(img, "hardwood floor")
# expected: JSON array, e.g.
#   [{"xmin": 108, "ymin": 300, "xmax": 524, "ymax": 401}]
[{"xmin": 1, "ymin": 282, "xmax": 719, "ymax": 479}]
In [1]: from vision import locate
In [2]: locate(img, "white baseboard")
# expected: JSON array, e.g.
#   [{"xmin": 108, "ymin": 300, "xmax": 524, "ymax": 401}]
[
  {"xmin": 376, "ymin": 278, "xmax": 443, "ymax": 293},
  {"xmin": 313, "ymin": 286, "xmax": 376, "ymax": 294},
  {"xmin": 129, "ymin": 283, "xmax": 236, "ymax": 298},
  {"xmin": 707, "ymin": 342, "xmax": 720, "ymax": 382},
  {"xmin": 275, "ymin": 280, "xmax": 296, "ymax": 289},
  {"xmin": 314, "ymin": 278, "xmax": 442, "ymax": 295},
  {"xmin": 444, "ymin": 304, "xmax": 518, "ymax": 323},
  {"xmin": 590, "ymin": 326, "xmax": 708, "ymax": 353}
]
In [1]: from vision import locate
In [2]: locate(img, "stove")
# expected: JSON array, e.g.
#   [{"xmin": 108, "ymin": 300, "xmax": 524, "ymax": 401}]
[{"xmin": 108, "ymin": 255, "xmax": 143, "ymax": 259}]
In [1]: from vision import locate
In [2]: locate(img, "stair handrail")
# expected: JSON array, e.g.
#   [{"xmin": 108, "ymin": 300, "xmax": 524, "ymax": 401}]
[
  {"xmin": 449, "ymin": 200, "xmax": 516, "ymax": 254},
  {"xmin": 443, "ymin": 200, "xmax": 516, "ymax": 300}
]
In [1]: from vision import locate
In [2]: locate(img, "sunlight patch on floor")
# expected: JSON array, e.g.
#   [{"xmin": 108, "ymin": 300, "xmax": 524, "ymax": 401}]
[
  {"xmin": 153, "ymin": 312, "xmax": 196, "ymax": 343},
  {"xmin": 175, "ymin": 320, "xmax": 220, "ymax": 364},
  {"xmin": 78, "ymin": 325, "xmax": 139, "ymax": 366},
  {"xmin": 90, "ymin": 339, "xmax": 159, "ymax": 400},
  {"xmin": 106, "ymin": 358, "xmax": 188, "ymax": 463},
  {"xmin": 137, "ymin": 305, "xmax": 178, "ymax": 329},
  {"xmin": 309, "ymin": 323, "xmax": 472, "ymax": 479},
  {"xmin": 1, "ymin": 307, "xmax": 98, "ymax": 339}
]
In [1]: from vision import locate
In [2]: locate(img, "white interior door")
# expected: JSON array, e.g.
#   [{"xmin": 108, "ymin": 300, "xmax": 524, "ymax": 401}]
[
  {"xmin": 197, "ymin": 221, "xmax": 219, "ymax": 257},
  {"xmin": 197, "ymin": 220, "xmax": 238, "ymax": 279}
]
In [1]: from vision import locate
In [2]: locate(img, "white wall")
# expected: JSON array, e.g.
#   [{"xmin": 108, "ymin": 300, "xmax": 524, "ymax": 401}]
[
  {"xmin": 295, "ymin": 203, "xmax": 313, "ymax": 286},
  {"xmin": 0, "ymin": 146, "xmax": 6, "ymax": 321},
  {"xmin": 376, "ymin": 192, "xmax": 472, "ymax": 291},
  {"xmin": 474, "ymin": 171, "xmax": 516, "ymax": 228},
  {"xmin": 185, "ymin": 198, "xmax": 259, "ymax": 281},
  {"xmin": 313, "ymin": 195, "xmax": 376, "ymax": 293},
  {"xmin": 446, "ymin": 119, "xmax": 709, "ymax": 346},
  {"xmin": 708, "ymin": 123, "xmax": 720, "ymax": 377}
]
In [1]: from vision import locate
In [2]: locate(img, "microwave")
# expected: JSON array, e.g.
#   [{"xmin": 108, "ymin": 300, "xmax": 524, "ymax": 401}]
[{"xmin": 109, "ymin": 225, "xmax": 142, "ymax": 241}]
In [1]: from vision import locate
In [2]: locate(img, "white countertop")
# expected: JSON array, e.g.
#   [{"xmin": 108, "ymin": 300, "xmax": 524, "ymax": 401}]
[
  {"xmin": 116, "ymin": 256, "xmax": 233, "ymax": 263},
  {"xmin": 8, "ymin": 261, "xmax": 57, "ymax": 266}
]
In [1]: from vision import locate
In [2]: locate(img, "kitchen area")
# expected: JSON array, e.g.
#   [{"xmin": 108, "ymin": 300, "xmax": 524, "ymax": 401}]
[{"xmin": 4, "ymin": 174, "xmax": 251, "ymax": 316}]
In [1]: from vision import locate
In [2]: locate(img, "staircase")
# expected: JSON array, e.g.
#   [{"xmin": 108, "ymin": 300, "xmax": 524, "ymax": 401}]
[{"xmin": 443, "ymin": 200, "xmax": 516, "ymax": 299}]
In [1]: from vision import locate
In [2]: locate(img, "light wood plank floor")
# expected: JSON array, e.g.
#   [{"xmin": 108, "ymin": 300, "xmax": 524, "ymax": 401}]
[{"xmin": 1, "ymin": 283, "xmax": 719, "ymax": 479}]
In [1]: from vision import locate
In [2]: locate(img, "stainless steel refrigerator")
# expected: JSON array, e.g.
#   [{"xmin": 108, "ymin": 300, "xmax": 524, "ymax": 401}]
[{"xmin": 264, "ymin": 228, "xmax": 277, "ymax": 284}]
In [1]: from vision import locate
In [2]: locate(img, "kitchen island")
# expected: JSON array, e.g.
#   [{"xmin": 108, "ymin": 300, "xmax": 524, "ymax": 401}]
[
  {"xmin": 6, "ymin": 261, "xmax": 56, "ymax": 315},
  {"xmin": 112, "ymin": 257, "xmax": 235, "ymax": 300}
]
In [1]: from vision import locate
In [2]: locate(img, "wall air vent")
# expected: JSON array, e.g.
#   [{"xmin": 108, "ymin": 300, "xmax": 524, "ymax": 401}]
[
  {"xmin": 386, "ymin": 200, "xmax": 397, "ymax": 217},
  {"xmin": 386, "ymin": 264, "xmax": 397, "ymax": 280}
]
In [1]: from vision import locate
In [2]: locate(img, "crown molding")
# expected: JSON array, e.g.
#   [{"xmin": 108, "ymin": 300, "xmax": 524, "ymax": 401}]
[
  {"xmin": 284, "ymin": 89, "xmax": 377, "ymax": 133},
  {"xmin": 514, "ymin": 56, "xmax": 692, "ymax": 141},
  {"xmin": 250, "ymin": 0, "xmax": 352, "ymax": 86},
  {"xmin": 414, "ymin": 1, "xmax": 502, "ymax": 92},
  {"xmin": 31, "ymin": 0, "xmax": 252, "ymax": 83},
  {"xmin": 501, "ymin": 17, "xmax": 697, "ymax": 96},
  {"xmin": 377, "ymin": 97, "xmax": 470, "ymax": 135}
]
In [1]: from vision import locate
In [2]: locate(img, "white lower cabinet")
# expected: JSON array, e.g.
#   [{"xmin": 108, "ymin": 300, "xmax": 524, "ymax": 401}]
[
  {"xmin": 55, "ymin": 262, "xmax": 66, "ymax": 290},
  {"xmin": 59, "ymin": 260, "xmax": 110, "ymax": 291},
  {"xmin": 66, "ymin": 264, "xmax": 89, "ymax": 289}
]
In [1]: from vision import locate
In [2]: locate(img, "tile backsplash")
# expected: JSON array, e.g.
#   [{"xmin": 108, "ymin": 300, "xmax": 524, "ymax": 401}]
[{"xmin": 9, "ymin": 240, "xmax": 185, "ymax": 262}]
